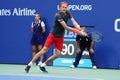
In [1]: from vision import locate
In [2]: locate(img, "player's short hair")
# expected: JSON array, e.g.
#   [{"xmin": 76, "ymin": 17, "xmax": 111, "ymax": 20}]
[{"xmin": 59, "ymin": 1, "xmax": 68, "ymax": 8}]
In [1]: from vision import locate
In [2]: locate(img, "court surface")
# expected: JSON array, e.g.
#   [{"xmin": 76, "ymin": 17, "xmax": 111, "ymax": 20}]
[{"xmin": 0, "ymin": 64, "xmax": 120, "ymax": 80}]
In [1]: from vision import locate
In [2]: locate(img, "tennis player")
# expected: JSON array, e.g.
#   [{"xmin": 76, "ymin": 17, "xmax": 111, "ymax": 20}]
[{"xmin": 25, "ymin": 1, "xmax": 86, "ymax": 73}]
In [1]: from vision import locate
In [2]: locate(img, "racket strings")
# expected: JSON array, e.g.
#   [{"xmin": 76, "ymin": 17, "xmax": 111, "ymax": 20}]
[{"xmin": 91, "ymin": 31, "xmax": 103, "ymax": 42}]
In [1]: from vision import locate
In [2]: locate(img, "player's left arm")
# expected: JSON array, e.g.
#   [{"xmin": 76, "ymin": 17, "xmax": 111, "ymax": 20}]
[{"xmin": 70, "ymin": 17, "xmax": 80, "ymax": 30}]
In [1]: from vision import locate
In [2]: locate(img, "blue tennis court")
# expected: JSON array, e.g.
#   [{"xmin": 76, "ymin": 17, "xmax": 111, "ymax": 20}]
[{"xmin": 0, "ymin": 75, "xmax": 102, "ymax": 80}]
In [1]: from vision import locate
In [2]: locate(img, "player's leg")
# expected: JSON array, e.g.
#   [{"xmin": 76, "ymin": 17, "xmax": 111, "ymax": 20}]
[
  {"xmin": 39, "ymin": 36, "xmax": 64, "ymax": 73},
  {"xmin": 25, "ymin": 46, "xmax": 49, "ymax": 73},
  {"xmin": 39, "ymin": 48, "xmax": 61, "ymax": 73},
  {"xmin": 37, "ymin": 45, "xmax": 43, "ymax": 65},
  {"xmin": 32, "ymin": 46, "xmax": 49, "ymax": 63},
  {"xmin": 42, "ymin": 36, "xmax": 64, "ymax": 65},
  {"xmin": 44, "ymin": 49, "xmax": 61, "ymax": 65},
  {"xmin": 25, "ymin": 34, "xmax": 53, "ymax": 73},
  {"xmin": 37, "ymin": 34, "xmax": 45, "ymax": 65},
  {"xmin": 31, "ymin": 45, "xmax": 37, "ymax": 65},
  {"xmin": 32, "ymin": 45, "xmax": 37, "ymax": 57}
]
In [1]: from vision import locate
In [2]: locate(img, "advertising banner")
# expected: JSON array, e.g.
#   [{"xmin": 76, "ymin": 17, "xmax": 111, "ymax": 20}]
[{"xmin": 0, "ymin": 0, "xmax": 120, "ymax": 68}]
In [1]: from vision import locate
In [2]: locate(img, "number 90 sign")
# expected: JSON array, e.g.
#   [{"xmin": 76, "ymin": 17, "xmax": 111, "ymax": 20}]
[
  {"xmin": 60, "ymin": 41, "xmax": 77, "ymax": 58},
  {"xmin": 61, "ymin": 43, "xmax": 74, "ymax": 55}
]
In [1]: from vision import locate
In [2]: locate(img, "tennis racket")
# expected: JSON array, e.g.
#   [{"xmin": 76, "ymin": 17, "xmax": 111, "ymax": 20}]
[{"xmin": 90, "ymin": 31, "xmax": 104, "ymax": 42}]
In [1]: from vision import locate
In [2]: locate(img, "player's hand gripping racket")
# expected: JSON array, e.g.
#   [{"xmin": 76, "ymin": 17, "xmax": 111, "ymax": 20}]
[
  {"xmin": 75, "ymin": 25, "xmax": 88, "ymax": 36},
  {"xmin": 76, "ymin": 25, "xmax": 81, "ymax": 30},
  {"xmin": 90, "ymin": 31, "xmax": 104, "ymax": 42}
]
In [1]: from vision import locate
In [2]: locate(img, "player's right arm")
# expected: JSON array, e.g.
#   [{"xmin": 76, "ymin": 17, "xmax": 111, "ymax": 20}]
[
  {"xmin": 59, "ymin": 21, "xmax": 74, "ymax": 31},
  {"xmin": 56, "ymin": 13, "xmax": 85, "ymax": 36},
  {"xmin": 70, "ymin": 17, "xmax": 80, "ymax": 30},
  {"xmin": 59, "ymin": 21, "xmax": 85, "ymax": 36}
]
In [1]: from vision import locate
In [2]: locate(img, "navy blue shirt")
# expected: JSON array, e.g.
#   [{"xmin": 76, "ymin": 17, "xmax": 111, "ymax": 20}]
[
  {"xmin": 50, "ymin": 11, "xmax": 72, "ymax": 37},
  {"xmin": 76, "ymin": 34, "xmax": 92, "ymax": 48}
]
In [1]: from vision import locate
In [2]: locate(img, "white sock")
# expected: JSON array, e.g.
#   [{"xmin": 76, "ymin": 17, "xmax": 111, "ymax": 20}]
[
  {"xmin": 38, "ymin": 61, "xmax": 42, "ymax": 66},
  {"xmin": 28, "ymin": 61, "xmax": 34, "ymax": 66},
  {"xmin": 40, "ymin": 63, "xmax": 46, "ymax": 67}
]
